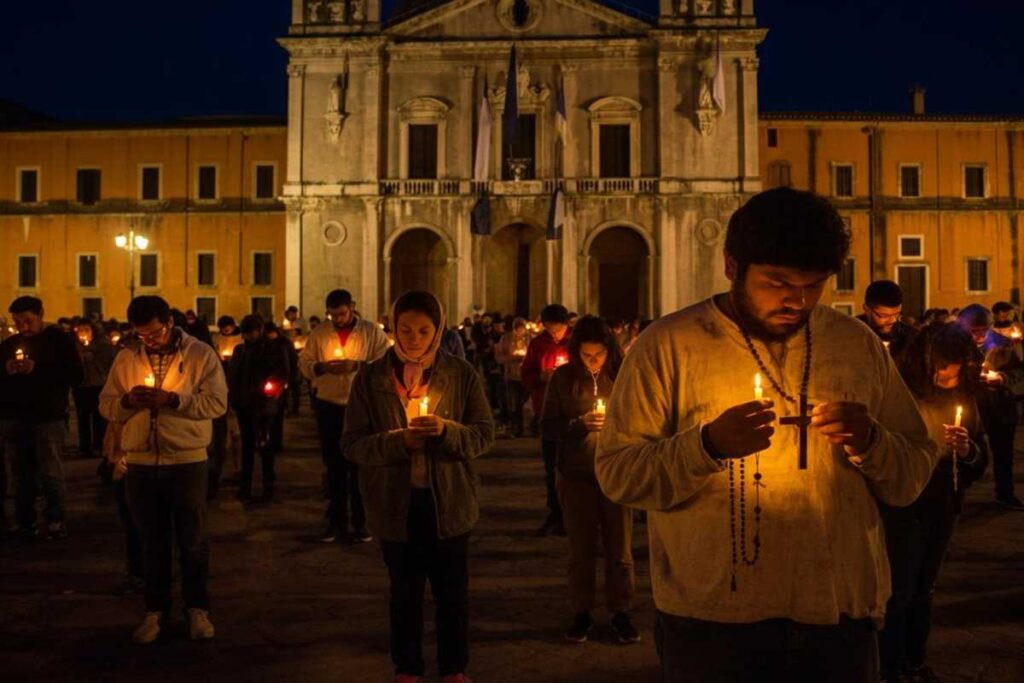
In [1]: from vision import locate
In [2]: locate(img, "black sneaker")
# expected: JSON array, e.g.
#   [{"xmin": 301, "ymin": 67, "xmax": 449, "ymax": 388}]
[
  {"xmin": 564, "ymin": 612, "xmax": 593, "ymax": 643},
  {"xmin": 320, "ymin": 525, "xmax": 340, "ymax": 543},
  {"xmin": 996, "ymin": 494, "xmax": 1024, "ymax": 510},
  {"xmin": 611, "ymin": 612, "xmax": 641, "ymax": 644},
  {"xmin": 350, "ymin": 529, "xmax": 374, "ymax": 544}
]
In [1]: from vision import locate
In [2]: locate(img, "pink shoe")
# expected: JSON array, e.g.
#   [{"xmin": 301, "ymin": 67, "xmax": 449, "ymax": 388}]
[
  {"xmin": 394, "ymin": 676, "xmax": 422, "ymax": 683},
  {"xmin": 442, "ymin": 675, "xmax": 472, "ymax": 683}
]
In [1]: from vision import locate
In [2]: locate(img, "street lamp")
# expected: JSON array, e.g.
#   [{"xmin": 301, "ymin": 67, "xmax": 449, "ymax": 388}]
[{"xmin": 114, "ymin": 229, "xmax": 150, "ymax": 300}]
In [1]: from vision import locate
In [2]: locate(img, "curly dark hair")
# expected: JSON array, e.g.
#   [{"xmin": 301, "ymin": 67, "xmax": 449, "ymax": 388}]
[
  {"xmin": 725, "ymin": 187, "xmax": 850, "ymax": 277},
  {"xmin": 567, "ymin": 315, "xmax": 624, "ymax": 382},
  {"xmin": 896, "ymin": 322, "xmax": 981, "ymax": 401}
]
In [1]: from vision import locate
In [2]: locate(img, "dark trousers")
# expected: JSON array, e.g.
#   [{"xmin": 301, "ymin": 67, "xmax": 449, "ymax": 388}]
[
  {"xmin": 126, "ymin": 462, "xmax": 210, "ymax": 612},
  {"xmin": 879, "ymin": 506, "xmax": 958, "ymax": 676},
  {"xmin": 72, "ymin": 386, "xmax": 107, "ymax": 457},
  {"xmin": 655, "ymin": 611, "xmax": 879, "ymax": 683},
  {"xmin": 505, "ymin": 379, "xmax": 527, "ymax": 437},
  {"xmin": 313, "ymin": 397, "xmax": 365, "ymax": 531},
  {"xmin": 207, "ymin": 416, "xmax": 227, "ymax": 497},
  {"xmin": 238, "ymin": 410, "xmax": 276, "ymax": 490},
  {"xmin": 288, "ymin": 381, "xmax": 301, "ymax": 414},
  {"xmin": 541, "ymin": 439, "xmax": 562, "ymax": 522},
  {"xmin": 114, "ymin": 479, "xmax": 144, "ymax": 580},
  {"xmin": 487, "ymin": 373, "xmax": 507, "ymax": 424},
  {"xmin": 988, "ymin": 423, "xmax": 1017, "ymax": 499},
  {"xmin": 382, "ymin": 489, "xmax": 470, "ymax": 677},
  {"xmin": 270, "ymin": 397, "xmax": 286, "ymax": 452},
  {"xmin": 1, "ymin": 419, "xmax": 66, "ymax": 528}
]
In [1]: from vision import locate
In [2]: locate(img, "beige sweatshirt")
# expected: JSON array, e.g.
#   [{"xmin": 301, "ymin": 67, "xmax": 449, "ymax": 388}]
[
  {"xmin": 596, "ymin": 298, "xmax": 937, "ymax": 626},
  {"xmin": 297, "ymin": 317, "xmax": 391, "ymax": 406}
]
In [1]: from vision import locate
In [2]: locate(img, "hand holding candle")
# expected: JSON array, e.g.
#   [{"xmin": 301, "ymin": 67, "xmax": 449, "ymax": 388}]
[
  {"xmin": 594, "ymin": 398, "xmax": 607, "ymax": 415},
  {"xmin": 15, "ymin": 348, "xmax": 25, "ymax": 361}
]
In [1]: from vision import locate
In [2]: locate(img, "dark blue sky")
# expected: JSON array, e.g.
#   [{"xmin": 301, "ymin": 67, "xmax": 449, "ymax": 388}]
[{"xmin": 2, "ymin": 0, "xmax": 1022, "ymax": 122}]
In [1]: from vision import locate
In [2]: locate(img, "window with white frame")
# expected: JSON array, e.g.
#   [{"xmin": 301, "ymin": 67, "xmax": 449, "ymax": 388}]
[
  {"xmin": 197, "ymin": 252, "xmax": 216, "ymax": 287},
  {"xmin": 898, "ymin": 235, "xmax": 924, "ymax": 260},
  {"xmin": 252, "ymin": 251, "xmax": 273, "ymax": 286},
  {"xmin": 140, "ymin": 165, "xmax": 161, "ymax": 201},
  {"xmin": 78, "ymin": 254, "xmax": 98, "ymax": 288},
  {"xmin": 139, "ymin": 253, "xmax": 159, "ymax": 288},
  {"xmin": 836, "ymin": 258, "xmax": 856, "ymax": 292},
  {"xmin": 17, "ymin": 168, "xmax": 39, "ymax": 203},
  {"xmin": 832, "ymin": 163, "xmax": 854, "ymax": 198},
  {"xmin": 899, "ymin": 164, "xmax": 921, "ymax": 198},
  {"xmin": 17, "ymin": 254, "xmax": 38, "ymax": 289},
  {"xmin": 587, "ymin": 97, "xmax": 641, "ymax": 179},
  {"xmin": 77, "ymin": 168, "xmax": 101, "ymax": 205},
  {"xmin": 964, "ymin": 164, "xmax": 986, "ymax": 198},
  {"xmin": 398, "ymin": 97, "xmax": 450, "ymax": 180},
  {"xmin": 197, "ymin": 165, "xmax": 218, "ymax": 200},
  {"xmin": 254, "ymin": 164, "xmax": 276, "ymax": 199},
  {"xmin": 966, "ymin": 258, "xmax": 989, "ymax": 293}
]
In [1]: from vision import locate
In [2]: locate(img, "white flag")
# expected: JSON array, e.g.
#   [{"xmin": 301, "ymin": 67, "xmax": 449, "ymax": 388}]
[
  {"xmin": 473, "ymin": 81, "xmax": 493, "ymax": 182},
  {"xmin": 713, "ymin": 39, "xmax": 726, "ymax": 113}
]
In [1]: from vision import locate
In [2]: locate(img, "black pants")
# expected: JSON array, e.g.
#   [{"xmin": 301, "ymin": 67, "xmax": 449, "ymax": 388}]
[
  {"xmin": 270, "ymin": 396, "xmax": 286, "ymax": 452},
  {"xmin": 655, "ymin": 611, "xmax": 878, "ymax": 683},
  {"xmin": 238, "ymin": 409, "xmax": 276, "ymax": 490},
  {"xmin": 208, "ymin": 416, "xmax": 227, "ymax": 497},
  {"xmin": 114, "ymin": 479, "xmax": 144, "ymax": 580},
  {"xmin": 126, "ymin": 462, "xmax": 210, "ymax": 612},
  {"xmin": 288, "ymin": 381, "xmax": 301, "ymax": 414},
  {"xmin": 72, "ymin": 386, "xmax": 107, "ymax": 457},
  {"xmin": 505, "ymin": 380, "xmax": 527, "ymax": 437},
  {"xmin": 486, "ymin": 372, "xmax": 507, "ymax": 424},
  {"xmin": 313, "ymin": 397, "xmax": 365, "ymax": 532},
  {"xmin": 879, "ymin": 505, "xmax": 958, "ymax": 676},
  {"xmin": 382, "ymin": 489, "xmax": 470, "ymax": 677},
  {"xmin": 988, "ymin": 422, "xmax": 1017, "ymax": 499},
  {"xmin": 541, "ymin": 438, "xmax": 562, "ymax": 522}
]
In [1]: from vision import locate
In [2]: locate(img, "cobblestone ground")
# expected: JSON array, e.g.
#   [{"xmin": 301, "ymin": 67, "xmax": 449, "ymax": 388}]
[{"xmin": 0, "ymin": 408, "xmax": 1021, "ymax": 682}]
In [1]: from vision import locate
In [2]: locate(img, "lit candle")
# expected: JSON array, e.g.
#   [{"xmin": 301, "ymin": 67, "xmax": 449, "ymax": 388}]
[
  {"xmin": 221, "ymin": 349, "xmax": 231, "ymax": 360},
  {"xmin": 282, "ymin": 319, "xmax": 291, "ymax": 330},
  {"xmin": 754, "ymin": 373, "xmax": 763, "ymax": 400},
  {"xmin": 953, "ymin": 405, "xmax": 963, "ymax": 492},
  {"xmin": 554, "ymin": 353, "xmax": 569, "ymax": 368},
  {"xmin": 986, "ymin": 370, "xmax": 1000, "ymax": 383},
  {"xmin": 333, "ymin": 347, "xmax": 345, "ymax": 360},
  {"xmin": 15, "ymin": 348, "xmax": 25, "ymax": 361},
  {"xmin": 418, "ymin": 396, "xmax": 430, "ymax": 417},
  {"xmin": 954, "ymin": 405, "xmax": 963, "ymax": 428},
  {"xmin": 293, "ymin": 340, "xmax": 302, "ymax": 350},
  {"xmin": 144, "ymin": 374, "xmax": 155, "ymax": 388},
  {"xmin": 111, "ymin": 333, "xmax": 121, "ymax": 344},
  {"xmin": 594, "ymin": 398, "xmax": 607, "ymax": 415}
]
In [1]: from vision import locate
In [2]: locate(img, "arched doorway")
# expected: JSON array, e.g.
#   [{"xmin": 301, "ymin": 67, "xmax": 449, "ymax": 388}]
[
  {"xmin": 485, "ymin": 222, "xmax": 547, "ymax": 318},
  {"xmin": 388, "ymin": 228, "xmax": 450, "ymax": 311},
  {"xmin": 587, "ymin": 226, "xmax": 650, "ymax": 321}
]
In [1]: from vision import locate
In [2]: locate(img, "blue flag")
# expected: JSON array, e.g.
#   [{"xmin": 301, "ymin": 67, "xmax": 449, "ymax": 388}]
[
  {"xmin": 471, "ymin": 193, "xmax": 491, "ymax": 236},
  {"xmin": 503, "ymin": 45, "xmax": 519, "ymax": 147}
]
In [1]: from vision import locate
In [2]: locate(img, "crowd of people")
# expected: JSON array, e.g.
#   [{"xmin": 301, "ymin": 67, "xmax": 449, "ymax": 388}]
[{"xmin": 1, "ymin": 188, "xmax": 1022, "ymax": 683}]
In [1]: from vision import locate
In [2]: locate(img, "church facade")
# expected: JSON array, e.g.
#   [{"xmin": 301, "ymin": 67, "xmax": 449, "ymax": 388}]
[{"xmin": 279, "ymin": 0, "xmax": 764, "ymax": 321}]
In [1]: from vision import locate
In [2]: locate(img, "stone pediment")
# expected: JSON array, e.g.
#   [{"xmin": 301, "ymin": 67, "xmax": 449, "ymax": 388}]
[{"xmin": 387, "ymin": 0, "xmax": 650, "ymax": 39}]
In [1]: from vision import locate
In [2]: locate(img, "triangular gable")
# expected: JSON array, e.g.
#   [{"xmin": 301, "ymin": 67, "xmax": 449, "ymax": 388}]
[{"xmin": 388, "ymin": 0, "xmax": 651, "ymax": 38}]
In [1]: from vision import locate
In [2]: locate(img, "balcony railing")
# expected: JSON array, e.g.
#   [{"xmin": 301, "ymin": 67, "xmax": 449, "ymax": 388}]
[{"xmin": 379, "ymin": 178, "xmax": 659, "ymax": 197}]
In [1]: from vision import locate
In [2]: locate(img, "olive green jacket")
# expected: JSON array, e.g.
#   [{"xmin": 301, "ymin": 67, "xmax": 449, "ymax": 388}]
[{"xmin": 342, "ymin": 349, "xmax": 495, "ymax": 541}]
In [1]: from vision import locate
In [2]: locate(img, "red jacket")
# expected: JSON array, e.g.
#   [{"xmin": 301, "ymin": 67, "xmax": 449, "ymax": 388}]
[{"xmin": 521, "ymin": 331, "xmax": 571, "ymax": 414}]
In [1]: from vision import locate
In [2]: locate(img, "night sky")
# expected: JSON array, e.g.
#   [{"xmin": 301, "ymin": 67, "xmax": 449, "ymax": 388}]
[{"xmin": 2, "ymin": 0, "xmax": 1023, "ymax": 123}]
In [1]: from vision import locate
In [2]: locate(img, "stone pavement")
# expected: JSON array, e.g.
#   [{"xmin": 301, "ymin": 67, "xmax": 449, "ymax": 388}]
[{"xmin": 0, "ymin": 410, "xmax": 1021, "ymax": 682}]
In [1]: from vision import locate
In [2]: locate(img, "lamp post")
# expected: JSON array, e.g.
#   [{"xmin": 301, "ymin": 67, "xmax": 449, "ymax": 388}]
[{"xmin": 114, "ymin": 229, "xmax": 150, "ymax": 301}]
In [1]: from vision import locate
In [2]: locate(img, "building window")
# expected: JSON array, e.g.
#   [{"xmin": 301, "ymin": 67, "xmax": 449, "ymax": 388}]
[
  {"xmin": 251, "ymin": 296, "xmax": 273, "ymax": 320},
  {"xmin": 255, "ymin": 164, "xmax": 275, "ymax": 199},
  {"xmin": 197, "ymin": 253, "xmax": 216, "ymax": 287},
  {"xmin": 82, "ymin": 298, "xmax": 103, "ymax": 319},
  {"xmin": 832, "ymin": 303, "xmax": 854, "ymax": 316},
  {"xmin": 407, "ymin": 125, "xmax": 439, "ymax": 180},
  {"xmin": 767, "ymin": 128, "xmax": 779, "ymax": 148},
  {"xmin": 78, "ymin": 254, "xmax": 98, "ymax": 288},
  {"xmin": 140, "ymin": 166, "xmax": 161, "ymax": 201},
  {"xmin": 964, "ymin": 164, "xmax": 986, "ymax": 198},
  {"xmin": 836, "ymin": 258, "xmax": 856, "ymax": 292},
  {"xmin": 899, "ymin": 164, "xmax": 921, "ymax": 198},
  {"xmin": 17, "ymin": 168, "xmax": 39, "ymax": 203},
  {"xmin": 253, "ymin": 252, "xmax": 273, "ymax": 286},
  {"xmin": 832, "ymin": 164, "xmax": 854, "ymax": 198},
  {"xmin": 139, "ymin": 253, "xmax": 159, "ymax": 288},
  {"xmin": 502, "ymin": 114, "xmax": 537, "ymax": 180},
  {"xmin": 17, "ymin": 255, "xmax": 38, "ymax": 289},
  {"xmin": 598, "ymin": 124, "xmax": 631, "ymax": 178},
  {"xmin": 766, "ymin": 160, "xmax": 792, "ymax": 189},
  {"xmin": 899, "ymin": 235, "xmax": 924, "ymax": 259},
  {"xmin": 77, "ymin": 168, "xmax": 102, "ymax": 205},
  {"xmin": 966, "ymin": 258, "xmax": 989, "ymax": 293},
  {"xmin": 197, "ymin": 165, "xmax": 218, "ymax": 200},
  {"xmin": 195, "ymin": 297, "xmax": 217, "ymax": 325}
]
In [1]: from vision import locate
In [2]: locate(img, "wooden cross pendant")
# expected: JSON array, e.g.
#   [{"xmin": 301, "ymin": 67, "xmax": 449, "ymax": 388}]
[{"xmin": 779, "ymin": 393, "xmax": 813, "ymax": 470}]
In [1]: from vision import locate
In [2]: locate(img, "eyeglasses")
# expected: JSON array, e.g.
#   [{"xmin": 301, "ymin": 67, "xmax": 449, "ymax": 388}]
[
  {"xmin": 136, "ymin": 323, "xmax": 169, "ymax": 343},
  {"xmin": 868, "ymin": 306, "xmax": 902, "ymax": 323}
]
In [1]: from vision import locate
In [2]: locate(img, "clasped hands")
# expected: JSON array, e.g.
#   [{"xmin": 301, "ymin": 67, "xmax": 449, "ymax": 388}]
[
  {"xmin": 403, "ymin": 415, "xmax": 446, "ymax": 449},
  {"xmin": 319, "ymin": 359, "xmax": 360, "ymax": 375},
  {"xmin": 942, "ymin": 424, "xmax": 969, "ymax": 457},
  {"xmin": 4, "ymin": 358, "xmax": 35, "ymax": 375},
  {"xmin": 704, "ymin": 399, "xmax": 874, "ymax": 459},
  {"xmin": 125, "ymin": 386, "xmax": 177, "ymax": 410}
]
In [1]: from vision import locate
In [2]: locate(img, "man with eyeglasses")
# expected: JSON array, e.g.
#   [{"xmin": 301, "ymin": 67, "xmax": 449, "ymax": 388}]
[
  {"xmin": 857, "ymin": 280, "xmax": 915, "ymax": 358},
  {"xmin": 100, "ymin": 296, "xmax": 228, "ymax": 644}
]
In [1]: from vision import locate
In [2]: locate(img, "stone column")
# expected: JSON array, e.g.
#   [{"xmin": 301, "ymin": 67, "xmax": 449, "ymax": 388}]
[
  {"xmin": 362, "ymin": 197, "xmax": 381, "ymax": 318},
  {"xmin": 286, "ymin": 63, "xmax": 305, "ymax": 184},
  {"xmin": 457, "ymin": 66, "xmax": 476, "ymax": 179},
  {"xmin": 657, "ymin": 54, "xmax": 681, "ymax": 179},
  {"xmin": 561, "ymin": 64, "xmax": 579, "ymax": 178},
  {"xmin": 655, "ymin": 198, "xmax": 677, "ymax": 316},
  {"xmin": 456, "ymin": 203, "xmax": 474, "ymax": 318},
  {"xmin": 286, "ymin": 207, "xmax": 303, "ymax": 313},
  {"xmin": 363, "ymin": 64, "xmax": 382, "ymax": 180},
  {"xmin": 561, "ymin": 197, "xmax": 579, "ymax": 311},
  {"xmin": 738, "ymin": 56, "xmax": 761, "ymax": 192}
]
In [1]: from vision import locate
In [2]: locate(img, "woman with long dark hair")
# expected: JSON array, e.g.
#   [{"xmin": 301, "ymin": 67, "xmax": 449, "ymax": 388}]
[
  {"xmin": 880, "ymin": 322, "xmax": 989, "ymax": 683},
  {"xmin": 343, "ymin": 290, "xmax": 494, "ymax": 683},
  {"xmin": 540, "ymin": 315, "xmax": 638, "ymax": 644}
]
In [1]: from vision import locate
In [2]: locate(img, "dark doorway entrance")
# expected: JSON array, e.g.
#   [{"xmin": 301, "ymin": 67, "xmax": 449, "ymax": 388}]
[{"xmin": 588, "ymin": 227, "xmax": 649, "ymax": 321}]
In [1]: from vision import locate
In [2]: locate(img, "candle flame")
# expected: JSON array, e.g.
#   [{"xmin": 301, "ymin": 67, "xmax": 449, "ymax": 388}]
[
  {"xmin": 334, "ymin": 347, "xmax": 344, "ymax": 359},
  {"xmin": 15, "ymin": 348, "xmax": 25, "ymax": 361},
  {"xmin": 419, "ymin": 396, "xmax": 430, "ymax": 417},
  {"xmin": 144, "ymin": 374, "xmax": 155, "ymax": 388}
]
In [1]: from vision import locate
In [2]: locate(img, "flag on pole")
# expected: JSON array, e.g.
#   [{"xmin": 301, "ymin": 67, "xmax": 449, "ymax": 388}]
[
  {"xmin": 555, "ymin": 76, "xmax": 568, "ymax": 142},
  {"xmin": 713, "ymin": 35, "xmax": 726, "ymax": 113},
  {"xmin": 471, "ymin": 192, "xmax": 491, "ymax": 236},
  {"xmin": 502, "ymin": 45, "xmax": 519, "ymax": 146},
  {"xmin": 546, "ymin": 188, "xmax": 565, "ymax": 241},
  {"xmin": 473, "ymin": 76, "xmax": 492, "ymax": 182}
]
